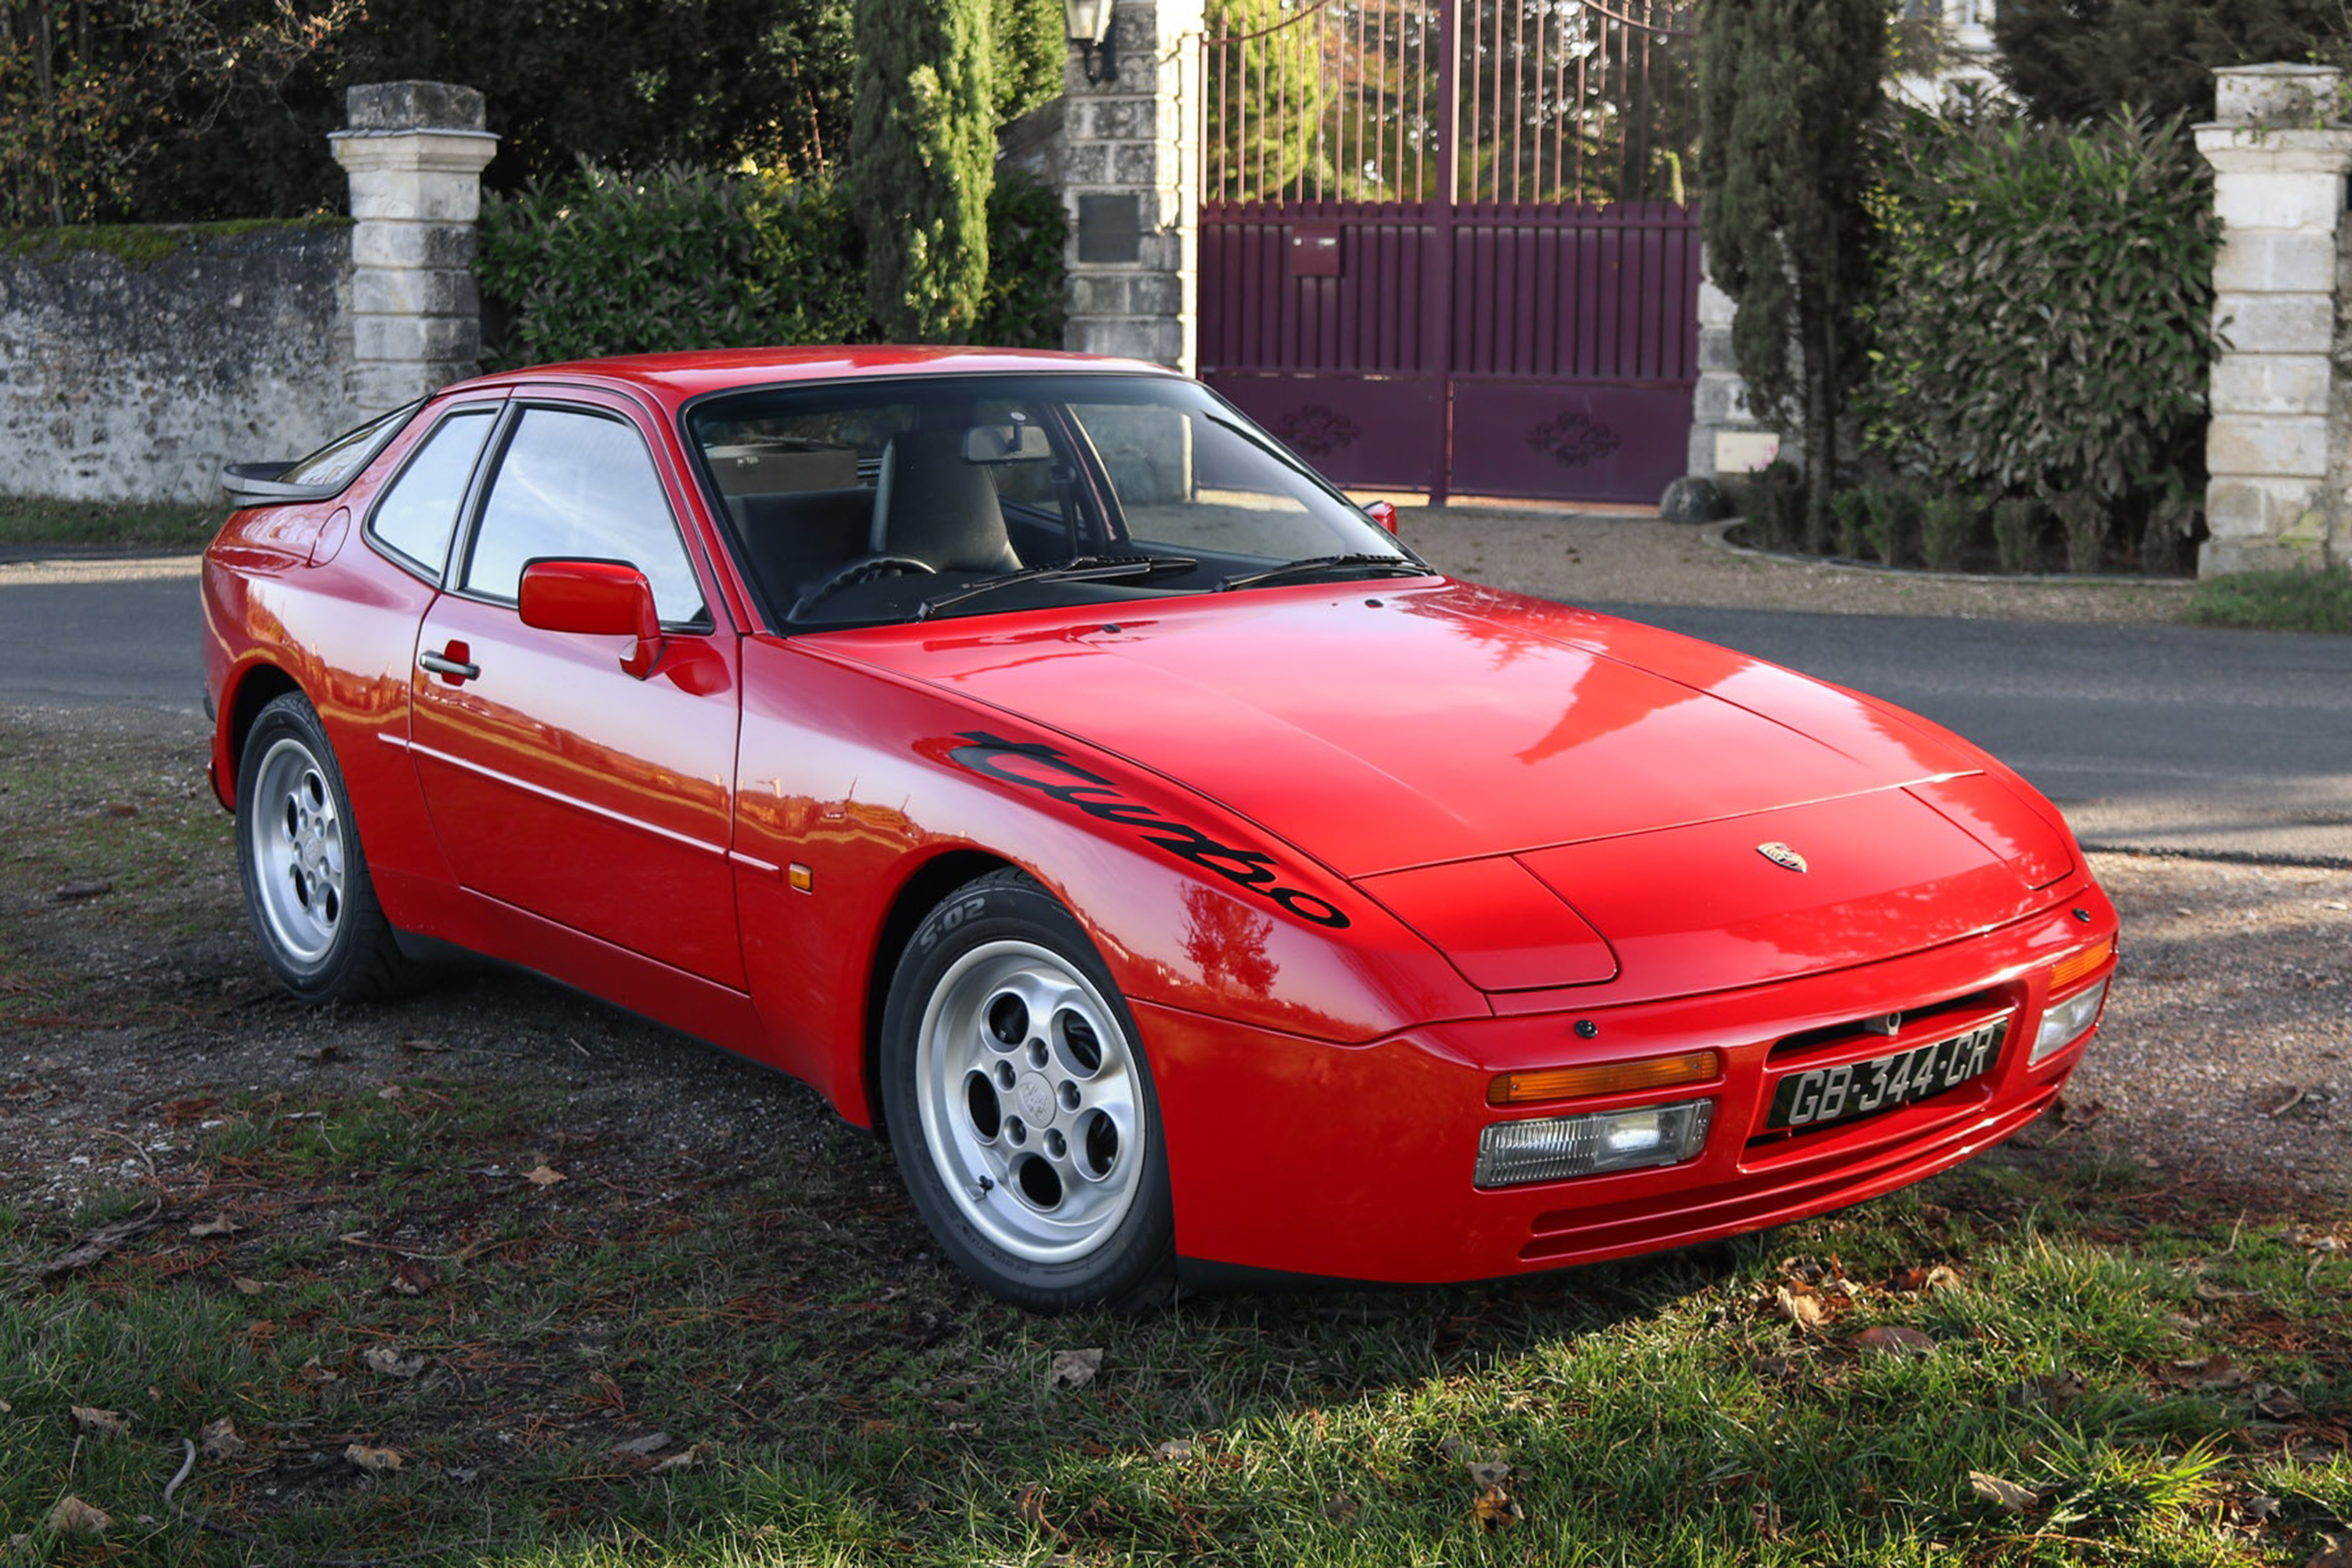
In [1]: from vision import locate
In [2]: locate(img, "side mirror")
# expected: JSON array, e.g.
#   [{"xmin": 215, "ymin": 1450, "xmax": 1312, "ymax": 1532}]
[
  {"xmin": 1363, "ymin": 499, "xmax": 1399, "ymax": 535},
  {"xmin": 518, "ymin": 558, "xmax": 664, "ymax": 679}
]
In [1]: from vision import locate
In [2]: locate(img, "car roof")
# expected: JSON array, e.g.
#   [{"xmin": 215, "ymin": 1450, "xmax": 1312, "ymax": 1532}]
[{"xmin": 444, "ymin": 346, "xmax": 1184, "ymax": 413}]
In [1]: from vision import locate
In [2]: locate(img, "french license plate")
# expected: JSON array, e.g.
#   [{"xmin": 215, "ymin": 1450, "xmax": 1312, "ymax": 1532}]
[{"xmin": 1768, "ymin": 1018, "xmax": 2009, "ymax": 1132}]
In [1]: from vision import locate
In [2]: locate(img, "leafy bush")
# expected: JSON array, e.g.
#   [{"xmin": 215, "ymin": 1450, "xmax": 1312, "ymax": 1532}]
[
  {"xmin": 1991, "ymin": 496, "xmax": 2042, "ymax": 575},
  {"xmin": 2053, "ymin": 489, "xmax": 2109, "ymax": 575},
  {"xmin": 1993, "ymin": 0, "xmax": 2352, "ymax": 126},
  {"xmin": 1862, "ymin": 485, "xmax": 1919, "ymax": 568},
  {"xmin": 1831, "ymin": 488, "xmax": 1872, "ymax": 560},
  {"xmin": 478, "ymin": 161, "xmax": 1067, "ymax": 365},
  {"xmin": 1918, "ymin": 493, "xmax": 1979, "ymax": 572},
  {"xmin": 1733, "ymin": 460, "xmax": 1808, "ymax": 550},
  {"xmin": 1857, "ymin": 107, "xmax": 2220, "ymax": 571}
]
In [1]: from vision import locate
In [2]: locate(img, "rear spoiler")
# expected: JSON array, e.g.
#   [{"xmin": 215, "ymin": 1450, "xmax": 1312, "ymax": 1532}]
[{"xmin": 220, "ymin": 463, "xmax": 346, "ymax": 506}]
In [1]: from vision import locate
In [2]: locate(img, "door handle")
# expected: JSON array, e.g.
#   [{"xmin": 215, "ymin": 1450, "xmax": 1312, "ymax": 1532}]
[{"xmin": 420, "ymin": 644, "xmax": 480, "ymax": 683}]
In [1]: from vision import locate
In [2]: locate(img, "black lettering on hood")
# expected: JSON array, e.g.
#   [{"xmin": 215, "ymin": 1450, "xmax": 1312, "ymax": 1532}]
[{"xmin": 948, "ymin": 731, "xmax": 1350, "ymax": 929}]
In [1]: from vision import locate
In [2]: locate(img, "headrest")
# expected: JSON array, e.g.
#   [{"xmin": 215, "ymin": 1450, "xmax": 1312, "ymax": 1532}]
[{"xmin": 872, "ymin": 430, "xmax": 1021, "ymax": 575}]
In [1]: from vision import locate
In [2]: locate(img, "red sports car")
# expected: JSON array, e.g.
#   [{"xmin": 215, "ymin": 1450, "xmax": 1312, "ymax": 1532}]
[{"xmin": 203, "ymin": 347, "xmax": 2118, "ymax": 1312}]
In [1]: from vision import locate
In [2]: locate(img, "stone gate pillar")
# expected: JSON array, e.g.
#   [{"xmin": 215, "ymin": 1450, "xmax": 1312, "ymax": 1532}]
[
  {"xmin": 2195, "ymin": 64, "xmax": 2352, "ymax": 575},
  {"xmin": 329, "ymin": 82, "xmax": 498, "ymax": 412},
  {"xmin": 1056, "ymin": 0, "xmax": 1203, "ymax": 370}
]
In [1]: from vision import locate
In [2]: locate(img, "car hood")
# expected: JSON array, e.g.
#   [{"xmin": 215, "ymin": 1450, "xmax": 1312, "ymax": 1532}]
[{"xmin": 819, "ymin": 581, "xmax": 2060, "ymax": 884}]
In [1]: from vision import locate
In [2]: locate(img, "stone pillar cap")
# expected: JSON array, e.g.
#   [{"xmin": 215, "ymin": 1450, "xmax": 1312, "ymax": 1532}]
[
  {"xmin": 346, "ymin": 81, "xmax": 488, "ymax": 133},
  {"xmin": 2212, "ymin": 61, "xmax": 2344, "ymax": 129}
]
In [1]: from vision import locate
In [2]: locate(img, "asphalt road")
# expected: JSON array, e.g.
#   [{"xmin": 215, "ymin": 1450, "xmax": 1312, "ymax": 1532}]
[
  {"xmin": 0, "ymin": 559, "xmax": 2343, "ymax": 865},
  {"xmin": 1590, "ymin": 601, "xmax": 2352, "ymax": 868}
]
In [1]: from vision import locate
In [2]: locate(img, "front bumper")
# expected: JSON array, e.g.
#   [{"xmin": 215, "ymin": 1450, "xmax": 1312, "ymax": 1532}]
[{"xmin": 1142, "ymin": 884, "xmax": 2115, "ymax": 1286}]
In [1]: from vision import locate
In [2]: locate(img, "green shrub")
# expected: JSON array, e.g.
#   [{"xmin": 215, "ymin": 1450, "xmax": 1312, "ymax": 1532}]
[
  {"xmin": 1831, "ymin": 488, "xmax": 1873, "ymax": 560},
  {"xmin": 1735, "ymin": 460, "xmax": 1808, "ymax": 550},
  {"xmin": 1862, "ymin": 484, "xmax": 1919, "ymax": 568},
  {"xmin": 1857, "ymin": 107, "xmax": 2220, "ymax": 563},
  {"xmin": 1918, "ymin": 493, "xmax": 1979, "ymax": 572},
  {"xmin": 2054, "ymin": 488, "xmax": 2110, "ymax": 575},
  {"xmin": 478, "ymin": 161, "xmax": 1067, "ymax": 366},
  {"xmin": 1991, "ymin": 496, "xmax": 2042, "ymax": 575}
]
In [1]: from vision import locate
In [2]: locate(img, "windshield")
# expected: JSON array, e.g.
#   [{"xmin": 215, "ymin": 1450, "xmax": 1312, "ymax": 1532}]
[{"xmin": 684, "ymin": 373, "xmax": 1426, "ymax": 628}]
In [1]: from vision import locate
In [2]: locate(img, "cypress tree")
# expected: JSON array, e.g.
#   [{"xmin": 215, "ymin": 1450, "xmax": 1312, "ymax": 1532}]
[
  {"xmin": 1697, "ymin": 0, "xmax": 1882, "ymax": 536},
  {"xmin": 849, "ymin": 0, "xmax": 996, "ymax": 341}
]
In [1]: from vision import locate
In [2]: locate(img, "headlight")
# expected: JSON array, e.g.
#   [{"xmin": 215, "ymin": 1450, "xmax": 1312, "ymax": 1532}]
[
  {"xmin": 1475, "ymin": 1099, "xmax": 1714, "ymax": 1189},
  {"xmin": 2031, "ymin": 977, "xmax": 2108, "ymax": 1065}
]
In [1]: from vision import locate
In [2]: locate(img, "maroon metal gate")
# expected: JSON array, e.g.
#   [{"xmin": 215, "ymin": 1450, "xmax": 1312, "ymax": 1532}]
[{"xmin": 1200, "ymin": 0, "xmax": 1700, "ymax": 504}]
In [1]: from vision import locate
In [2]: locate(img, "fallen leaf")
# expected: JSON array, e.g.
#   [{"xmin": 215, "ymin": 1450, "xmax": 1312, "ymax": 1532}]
[
  {"xmin": 359, "ymin": 1346, "xmax": 427, "ymax": 1380},
  {"xmin": 2241, "ymin": 1493, "xmax": 2283, "ymax": 1521},
  {"xmin": 198, "ymin": 1417, "xmax": 245, "ymax": 1462},
  {"xmin": 1467, "ymin": 1457, "xmax": 1514, "ymax": 1487},
  {"xmin": 1970, "ymin": 1471, "xmax": 2038, "ymax": 1513},
  {"xmin": 1775, "ymin": 1283, "xmax": 1825, "ymax": 1332},
  {"xmin": 397, "ymin": 1037, "xmax": 450, "ymax": 1055},
  {"xmin": 1018, "ymin": 1482, "xmax": 1068, "ymax": 1542},
  {"xmin": 70, "ymin": 1406, "xmax": 128, "ymax": 1439},
  {"xmin": 376, "ymin": 1085, "xmax": 404, "ymax": 1102},
  {"xmin": 293, "ymin": 1045, "xmax": 342, "ymax": 1065},
  {"xmin": 188, "ymin": 1216, "xmax": 241, "ymax": 1240},
  {"xmin": 387, "ymin": 1260, "xmax": 437, "ymax": 1297},
  {"xmin": 1472, "ymin": 1482, "xmax": 1525, "ymax": 1530},
  {"xmin": 2013, "ymin": 1369, "xmax": 2087, "ymax": 1406},
  {"xmin": 35, "ymin": 1209, "xmax": 165, "ymax": 1279},
  {"xmin": 1436, "ymin": 1435, "xmax": 1468, "ymax": 1461},
  {"xmin": 1047, "ymin": 1348, "xmax": 1103, "ymax": 1390},
  {"xmin": 2256, "ymin": 1388, "xmax": 2309, "ymax": 1421},
  {"xmin": 53, "ymin": 879, "xmax": 112, "ymax": 902},
  {"xmin": 523, "ymin": 1164, "xmax": 567, "ymax": 1187},
  {"xmin": 2170, "ymin": 1355, "xmax": 2252, "ymax": 1389},
  {"xmin": 45, "ymin": 1497, "xmax": 111, "ymax": 1537},
  {"xmin": 1322, "ymin": 1492, "xmax": 1361, "ymax": 1523},
  {"xmin": 612, "ymin": 1432, "xmax": 672, "ymax": 1458},
  {"xmin": 296, "ymin": 1357, "xmax": 339, "ymax": 1387},
  {"xmin": 344, "ymin": 1443, "xmax": 403, "ymax": 1475},
  {"xmin": 1852, "ymin": 1325, "xmax": 1936, "ymax": 1358},
  {"xmin": 230, "ymin": 1276, "xmax": 264, "ymax": 1297},
  {"xmin": 2194, "ymin": 1281, "xmax": 2256, "ymax": 1303},
  {"xmin": 652, "ymin": 1444, "xmax": 704, "ymax": 1473},
  {"xmin": 1152, "ymin": 1439, "xmax": 1193, "ymax": 1462}
]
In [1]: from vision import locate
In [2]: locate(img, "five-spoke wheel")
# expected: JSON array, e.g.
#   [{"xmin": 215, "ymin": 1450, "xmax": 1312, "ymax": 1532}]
[
  {"xmin": 882, "ymin": 870, "xmax": 1174, "ymax": 1311},
  {"xmin": 234, "ymin": 693, "xmax": 405, "ymax": 1002}
]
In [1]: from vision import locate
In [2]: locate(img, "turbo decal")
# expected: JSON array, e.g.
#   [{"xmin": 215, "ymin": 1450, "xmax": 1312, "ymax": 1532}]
[{"xmin": 948, "ymin": 731, "xmax": 1351, "ymax": 929}]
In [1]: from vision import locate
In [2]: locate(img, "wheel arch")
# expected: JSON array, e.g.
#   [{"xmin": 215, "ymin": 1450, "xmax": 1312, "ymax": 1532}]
[
  {"xmin": 216, "ymin": 661, "xmax": 305, "ymax": 811},
  {"xmin": 860, "ymin": 848, "xmax": 1023, "ymax": 1133}
]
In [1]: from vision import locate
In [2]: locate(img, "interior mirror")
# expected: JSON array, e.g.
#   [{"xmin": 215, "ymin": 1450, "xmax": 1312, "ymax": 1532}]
[
  {"xmin": 964, "ymin": 424, "xmax": 1052, "ymax": 464},
  {"xmin": 518, "ymin": 557, "xmax": 665, "ymax": 678},
  {"xmin": 1363, "ymin": 499, "xmax": 1400, "ymax": 534}
]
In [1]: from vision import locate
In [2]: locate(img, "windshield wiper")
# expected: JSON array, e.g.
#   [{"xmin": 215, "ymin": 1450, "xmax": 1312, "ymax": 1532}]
[
  {"xmin": 914, "ymin": 555, "xmax": 1199, "ymax": 620},
  {"xmin": 1214, "ymin": 554, "xmax": 1432, "ymax": 592}
]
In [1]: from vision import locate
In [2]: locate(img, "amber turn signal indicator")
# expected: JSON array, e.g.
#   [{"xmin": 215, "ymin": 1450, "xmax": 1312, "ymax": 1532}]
[
  {"xmin": 1489, "ymin": 1050, "xmax": 1722, "ymax": 1107},
  {"xmin": 2049, "ymin": 935, "xmax": 2116, "ymax": 994}
]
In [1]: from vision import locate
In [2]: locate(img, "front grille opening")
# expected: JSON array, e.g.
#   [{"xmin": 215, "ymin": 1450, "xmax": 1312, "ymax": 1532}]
[{"xmin": 1766, "ymin": 986, "xmax": 2003, "ymax": 1065}]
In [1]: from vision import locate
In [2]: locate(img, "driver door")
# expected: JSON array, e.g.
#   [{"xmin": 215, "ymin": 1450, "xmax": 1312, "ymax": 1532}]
[{"xmin": 408, "ymin": 395, "xmax": 746, "ymax": 989}]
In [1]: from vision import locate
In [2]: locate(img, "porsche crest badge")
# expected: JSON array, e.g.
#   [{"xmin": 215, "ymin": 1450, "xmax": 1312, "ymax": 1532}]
[{"xmin": 1757, "ymin": 842, "xmax": 1809, "ymax": 873}]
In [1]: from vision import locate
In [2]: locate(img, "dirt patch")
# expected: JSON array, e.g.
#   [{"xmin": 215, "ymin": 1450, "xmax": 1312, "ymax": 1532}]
[{"xmin": 4, "ymin": 702, "xmax": 2346, "ymax": 1231}]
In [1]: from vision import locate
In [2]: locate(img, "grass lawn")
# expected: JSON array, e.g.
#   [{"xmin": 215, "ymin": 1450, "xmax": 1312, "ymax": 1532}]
[
  {"xmin": 6, "ymin": 1089, "xmax": 2349, "ymax": 1564},
  {"xmin": 0, "ymin": 495, "xmax": 221, "ymax": 554},
  {"xmin": 2189, "ymin": 566, "xmax": 2352, "ymax": 636}
]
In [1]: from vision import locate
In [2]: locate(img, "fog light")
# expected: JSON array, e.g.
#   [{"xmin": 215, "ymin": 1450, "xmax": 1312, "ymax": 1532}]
[
  {"xmin": 2031, "ymin": 977, "xmax": 2108, "ymax": 1065},
  {"xmin": 1475, "ymin": 1099, "xmax": 1714, "ymax": 1189}
]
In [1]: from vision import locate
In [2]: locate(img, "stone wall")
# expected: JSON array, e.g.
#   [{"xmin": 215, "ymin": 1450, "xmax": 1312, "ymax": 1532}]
[
  {"xmin": 0, "ymin": 224, "xmax": 358, "ymax": 504},
  {"xmin": 0, "ymin": 80, "xmax": 492, "ymax": 508}
]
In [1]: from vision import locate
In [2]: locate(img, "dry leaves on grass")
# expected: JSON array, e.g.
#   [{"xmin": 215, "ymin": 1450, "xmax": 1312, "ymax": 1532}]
[
  {"xmin": 69, "ymin": 1406, "xmax": 127, "ymax": 1439},
  {"xmin": 359, "ymin": 1345, "xmax": 428, "ymax": 1379},
  {"xmin": 344, "ymin": 1443, "xmax": 403, "ymax": 1475},
  {"xmin": 523, "ymin": 1164, "xmax": 568, "ymax": 1188},
  {"xmin": 1852, "ymin": 1325, "xmax": 1936, "ymax": 1359},
  {"xmin": 187, "ymin": 1215, "xmax": 240, "ymax": 1239},
  {"xmin": 45, "ymin": 1497, "xmax": 111, "ymax": 1537},
  {"xmin": 1970, "ymin": 1471, "xmax": 2040, "ymax": 1514},
  {"xmin": 198, "ymin": 1417, "xmax": 245, "ymax": 1462},
  {"xmin": 1048, "ymin": 1348, "xmax": 1103, "ymax": 1390}
]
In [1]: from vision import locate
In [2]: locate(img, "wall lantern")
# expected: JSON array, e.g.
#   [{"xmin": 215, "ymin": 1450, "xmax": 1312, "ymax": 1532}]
[{"xmin": 1064, "ymin": 0, "xmax": 1116, "ymax": 84}]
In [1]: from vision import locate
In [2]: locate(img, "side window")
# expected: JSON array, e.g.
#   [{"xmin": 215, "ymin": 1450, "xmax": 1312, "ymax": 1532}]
[
  {"xmin": 463, "ymin": 407, "xmax": 708, "ymax": 626},
  {"xmin": 368, "ymin": 408, "xmax": 495, "ymax": 577}
]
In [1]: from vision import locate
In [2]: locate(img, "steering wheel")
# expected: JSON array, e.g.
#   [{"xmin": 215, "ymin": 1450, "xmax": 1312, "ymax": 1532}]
[{"xmin": 790, "ymin": 554, "xmax": 938, "ymax": 619}]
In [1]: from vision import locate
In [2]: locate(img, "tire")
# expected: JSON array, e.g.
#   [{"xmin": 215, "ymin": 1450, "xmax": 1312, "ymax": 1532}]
[
  {"xmin": 880, "ymin": 869, "xmax": 1175, "ymax": 1313},
  {"xmin": 234, "ymin": 692, "xmax": 406, "ymax": 1004}
]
